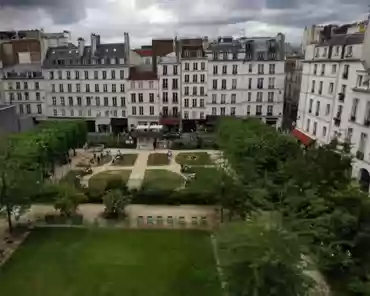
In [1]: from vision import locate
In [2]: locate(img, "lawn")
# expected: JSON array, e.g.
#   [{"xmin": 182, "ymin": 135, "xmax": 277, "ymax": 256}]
[
  {"xmin": 88, "ymin": 170, "xmax": 131, "ymax": 191},
  {"xmin": 0, "ymin": 228, "xmax": 222, "ymax": 296},
  {"xmin": 184, "ymin": 167, "xmax": 222, "ymax": 192},
  {"xmin": 147, "ymin": 153, "xmax": 170, "ymax": 166},
  {"xmin": 175, "ymin": 152, "xmax": 213, "ymax": 165},
  {"xmin": 111, "ymin": 153, "xmax": 138, "ymax": 166},
  {"xmin": 143, "ymin": 169, "xmax": 184, "ymax": 190}
]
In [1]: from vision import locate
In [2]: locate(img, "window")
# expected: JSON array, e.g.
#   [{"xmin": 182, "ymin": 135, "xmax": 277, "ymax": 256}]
[
  {"xmin": 173, "ymin": 93, "xmax": 178, "ymax": 103},
  {"xmin": 256, "ymin": 105, "xmax": 262, "ymax": 115},
  {"xmin": 314, "ymin": 64, "xmax": 317, "ymax": 75},
  {"xmin": 341, "ymin": 84, "xmax": 347, "ymax": 94},
  {"xmin": 149, "ymin": 93, "xmax": 154, "ymax": 103},
  {"xmin": 343, "ymin": 64, "xmax": 349, "ymax": 79},
  {"xmin": 93, "ymin": 84, "xmax": 99, "ymax": 92},
  {"xmin": 332, "ymin": 64, "xmax": 337, "ymax": 74},
  {"xmin": 316, "ymin": 101, "xmax": 320, "ymax": 116},
  {"xmin": 77, "ymin": 97, "xmax": 82, "ymax": 106},
  {"xmin": 9, "ymin": 93, "xmax": 14, "ymax": 101},
  {"xmin": 95, "ymin": 97, "xmax": 100, "ymax": 106},
  {"xmin": 131, "ymin": 82, "xmax": 135, "ymax": 89},
  {"xmin": 231, "ymin": 94, "xmax": 236, "ymax": 104},
  {"xmin": 131, "ymin": 93, "xmax": 136, "ymax": 103},
  {"xmin": 132, "ymin": 106, "xmax": 137, "ymax": 115},
  {"xmin": 201, "ymin": 62, "xmax": 205, "ymax": 70},
  {"xmin": 321, "ymin": 64, "xmax": 325, "ymax": 75},
  {"xmin": 247, "ymin": 105, "xmax": 251, "ymax": 115},
  {"xmin": 193, "ymin": 75, "xmax": 198, "ymax": 83},
  {"xmin": 192, "ymin": 99, "xmax": 197, "ymax": 107},
  {"xmin": 347, "ymin": 45, "xmax": 353, "ymax": 57},
  {"xmin": 185, "ymin": 63, "xmax": 189, "ymax": 71},
  {"xmin": 213, "ymin": 65, "xmax": 218, "ymax": 75},
  {"xmin": 111, "ymin": 70, "xmax": 116, "ymax": 79},
  {"xmin": 185, "ymin": 75, "xmax": 189, "ymax": 83},
  {"xmin": 323, "ymin": 47, "xmax": 328, "ymax": 57},
  {"xmin": 248, "ymin": 64, "xmax": 253, "ymax": 73},
  {"xmin": 200, "ymin": 99, "xmax": 205, "ymax": 107},
  {"xmin": 248, "ymin": 92, "xmax": 252, "ymax": 101},
  {"xmin": 103, "ymin": 84, "xmax": 108, "ymax": 92},
  {"xmin": 162, "ymin": 79, "xmax": 168, "ymax": 89},
  {"xmin": 231, "ymin": 107, "xmax": 236, "ymax": 116},
  {"xmin": 163, "ymin": 92, "xmax": 168, "ymax": 103},
  {"xmin": 212, "ymin": 94, "xmax": 217, "ymax": 104},
  {"xmin": 200, "ymin": 74, "xmax": 205, "ymax": 83},
  {"xmin": 86, "ymin": 84, "xmax": 90, "ymax": 92},
  {"xmin": 258, "ymin": 64, "xmax": 264, "ymax": 74},
  {"xmin": 120, "ymin": 84, "xmax": 125, "ymax": 92},
  {"xmin": 104, "ymin": 97, "xmax": 108, "ymax": 106},
  {"xmin": 172, "ymin": 79, "xmax": 178, "ymax": 89},
  {"xmin": 17, "ymin": 92, "xmax": 22, "ymax": 100},
  {"xmin": 150, "ymin": 106, "xmax": 154, "ymax": 115},
  {"xmin": 221, "ymin": 79, "xmax": 226, "ymax": 90},
  {"xmin": 76, "ymin": 84, "xmax": 81, "ymax": 93},
  {"xmin": 185, "ymin": 86, "xmax": 189, "ymax": 95},
  {"xmin": 112, "ymin": 84, "xmax": 116, "ymax": 93},
  {"xmin": 200, "ymin": 87, "xmax": 204, "ymax": 96},
  {"xmin": 315, "ymin": 48, "xmax": 319, "ymax": 57},
  {"xmin": 84, "ymin": 71, "xmax": 89, "ymax": 80},
  {"xmin": 121, "ymin": 97, "xmax": 125, "ymax": 106},
  {"xmin": 193, "ymin": 63, "xmax": 198, "ymax": 71},
  {"xmin": 184, "ymin": 111, "xmax": 189, "ymax": 119},
  {"xmin": 267, "ymin": 105, "xmax": 273, "ymax": 115},
  {"xmin": 212, "ymin": 107, "xmax": 217, "ymax": 115},
  {"xmin": 52, "ymin": 97, "xmax": 56, "ymax": 105},
  {"xmin": 52, "ymin": 108, "xmax": 57, "ymax": 116},
  {"xmin": 24, "ymin": 92, "xmax": 29, "ymax": 100},
  {"xmin": 50, "ymin": 71, "xmax": 54, "ymax": 80},
  {"xmin": 75, "ymin": 71, "xmax": 80, "ymax": 79},
  {"xmin": 138, "ymin": 82, "xmax": 143, "ymax": 89},
  {"xmin": 311, "ymin": 80, "xmax": 315, "ymax": 93},
  {"xmin": 335, "ymin": 46, "xmax": 340, "ymax": 56},
  {"xmin": 138, "ymin": 93, "xmax": 143, "ymax": 103},
  {"xmin": 221, "ymin": 94, "xmax": 226, "ymax": 104},
  {"xmin": 68, "ymin": 96, "xmax": 73, "ymax": 106},
  {"xmin": 104, "ymin": 110, "xmax": 108, "ymax": 117},
  {"xmin": 23, "ymin": 82, "xmax": 28, "ymax": 90},
  {"xmin": 308, "ymin": 99, "xmax": 313, "ymax": 113},
  {"xmin": 184, "ymin": 99, "xmax": 189, "ymax": 107},
  {"xmin": 269, "ymin": 64, "xmax": 275, "ymax": 74},
  {"xmin": 257, "ymin": 92, "xmax": 263, "ymax": 102},
  {"xmin": 257, "ymin": 78, "xmax": 263, "ymax": 89},
  {"xmin": 163, "ymin": 65, "xmax": 167, "ymax": 75},
  {"xmin": 112, "ymin": 97, "xmax": 117, "ymax": 106},
  {"xmin": 94, "ymin": 71, "xmax": 99, "ymax": 79},
  {"xmin": 351, "ymin": 98, "xmax": 359, "ymax": 120},
  {"xmin": 213, "ymin": 80, "xmax": 217, "ymax": 90},
  {"xmin": 58, "ymin": 71, "xmax": 62, "ymax": 80},
  {"xmin": 268, "ymin": 77, "xmax": 275, "ymax": 89},
  {"xmin": 325, "ymin": 103, "xmax": 330, "ymax": 115},
  {"xmin": 193, "ymin": 86, "xmax": 197, "ymax": 95},
  {"xmin": 60, "ymin": 97, "xmax": 65, "ymax": 106},
  {"xmin": 19, "ymin": 105, "xmax": 24, "ymax": 114},
  {"xmin": 268, "ymin": 92, "xmax": 274, "ymax": 102},
  {"xmin": 86, "ymin": 97, "xmax": 91, "ymax": 106},
  {"xmin": 102, "ymin": 71, "xmax": 107, "ymax": 79},
  {"xmin": 221, "ymin": 107, "xmax": 226, "ymax": 115},
  {"xmin": 88, "ymin": 109, "xmax": 92, "ymax": 117},
  {"xmin": 223, "ymin": 52, "xmax": 228, "ymax": 60},
  {"xmin": 248, "ymin": 78, "xmax": 252, "ymax": 89},
  {"xmin": 37, "ymin": 104, "xmax": 42, "ymax": 114},
  {"xmin": 120, "ymin": 70, "xmax": 125, "ymax": 79},
  {"xmin": 16, "ymin": 82, "xmax": 20, "ymax": 90},
  {"xmin": 313, "ymin": 122, "xmax": 317, "ymax": 136},
  {"xmin": 329, "ymin": 82, "xmax": 334, "ymax": 94},
  {"xmin": 139, "ymin": 106, "xmax": 144, "ymax": 115},
  {"xmin": 232, "ymin": 65, "xmax": 238, "ymax": 74},
  {"xmin": 173, "ymin": 65, "xmax": 178, "ymax": 75},
  {"xmin": 222, "ymin": 65, "xmax": 227, "ymax": 74},
  {"xmin": 306, "ymin": 118, "xmax": 311, "ymax": 132},
  {"xmin": 59, "ymin": 84, "xmax": 64, "ymax": 92},
  {"xmin": 232, "ymin": 79, "xmax": 237, "ymax": 89},
  {"xmin": 318, "ymin": 81, "xmax": 323, "ymax": 94},
  {"xmin": 322, "ymin": 126, "xmax": 327, "ymax": 137},
  {"xmin": 36, "ymin": 92, "xmax": 40, "ymax": 101}
]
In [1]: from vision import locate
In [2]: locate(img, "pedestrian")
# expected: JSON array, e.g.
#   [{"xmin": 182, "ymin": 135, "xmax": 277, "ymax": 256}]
[{"xmin": 167, "ymin": 149, "xmax": 172, "ymax": 161}]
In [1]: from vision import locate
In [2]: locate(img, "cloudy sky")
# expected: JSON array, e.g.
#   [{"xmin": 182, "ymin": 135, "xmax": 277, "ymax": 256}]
[{"xmin": 0, "ymin": 0, "xmax": 368, "ymax": 47}]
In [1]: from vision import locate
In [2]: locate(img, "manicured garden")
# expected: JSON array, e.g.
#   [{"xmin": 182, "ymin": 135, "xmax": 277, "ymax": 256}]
[
  {"xmin": 111, "ymin": 153, "xmax": 138, "ymax": 166},
  {"xmin": 175, "ymin": 152, "xmax": 213, "ymax": 165},
  {"xmin": 0, "ymin": 228, "xmax": 222, "ymax": 296},
  {"xmin": 147, "ymin": 153, "xmax": 170, "ymax": 166},
  {"xmin": 142, "ymin": 169, "xmax": 184, "ymax": 191},
  {"xmin": 88, "ymin": 170, "xmax": 131, "ymax": 192}
]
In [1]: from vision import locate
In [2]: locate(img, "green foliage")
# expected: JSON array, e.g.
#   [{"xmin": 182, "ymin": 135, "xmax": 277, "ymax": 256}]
[
  {"xmin": 53, "ymin": 183, "xmax": 86, "ymax": 217},
  {"xmin": 217, "ymin": 217, "xmax": 314, "ymax": 296},
  {"xmin": 102, "ymin": 188, "xmax": 131, "ymax": 219}
]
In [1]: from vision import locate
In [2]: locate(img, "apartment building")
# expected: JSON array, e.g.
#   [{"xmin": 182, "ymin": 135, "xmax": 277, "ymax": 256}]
[
  {"xmin": 294, "ymin": 22, "xmax": 370, "ymax": 190},
  {"xmin": 42, "ymin": 33, "xmax": 130, "ymax": 133}
]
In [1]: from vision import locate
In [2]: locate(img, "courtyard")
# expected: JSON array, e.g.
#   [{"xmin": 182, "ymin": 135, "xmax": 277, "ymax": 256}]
[{"xmin": 0, "ymin": 228, "xmax": 222, "ymax": 296}]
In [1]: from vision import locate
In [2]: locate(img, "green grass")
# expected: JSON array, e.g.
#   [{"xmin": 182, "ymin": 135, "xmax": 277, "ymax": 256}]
[
  {"xmin": 88, "ymin": 170, "xmax": 131, "ymax": 191},
  {"xmin": 111, "ymin": 153, "xmax": 138, "ymax": 166},
  {"xmin": 175, "ymin": 152, "xmax": 213, "ymax": 165},
  {"xmin": 0, "ymin": 228, "xmax": 221, "ymax": 296},
  {"xmin": 185, "ymin": 167, "xmax": 222, "ymax": 192},
  {"xmin": 143, "ymin": 169, "xmax": 184, "ymax": 190},
  {"xmin": 147, "ymin": 153, "xmax": 170, "ymax": 166},
  {"xmin": 60, "ymin": 170, "xmax": 82, "ymax": 184}
]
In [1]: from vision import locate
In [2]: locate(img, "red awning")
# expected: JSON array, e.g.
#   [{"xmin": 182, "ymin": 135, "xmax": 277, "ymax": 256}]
[{"xmin": 291, "ymin": 129, "xmax": 313, "ymax": 146}]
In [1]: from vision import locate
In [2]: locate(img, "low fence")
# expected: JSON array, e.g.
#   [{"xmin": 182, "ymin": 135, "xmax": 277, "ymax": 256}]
[{"xmin": 87, "ymin": 133, "xmax": 137, "ymax": 148}]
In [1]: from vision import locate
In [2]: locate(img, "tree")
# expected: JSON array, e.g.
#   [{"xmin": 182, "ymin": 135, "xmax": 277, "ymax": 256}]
[
  {"xmin": 54, "ymin": 184, "xmax": 86, "ymax": 217},
  {"xmin": 103, "ymin": 188, "xmax": 131, "ymax": 219},
  {"xmin": 216, "ymin": 216, "xmax": 314, "ymax": 296},
  {"xmin": 0, "ymin": 139, "xmax": 42, "ymax": 232}
]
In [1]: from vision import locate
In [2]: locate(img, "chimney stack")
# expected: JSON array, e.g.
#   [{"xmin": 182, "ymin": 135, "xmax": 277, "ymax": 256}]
[
  {"xmin": 124, "ymin": 32, "xmax": 130, "ymax": 65},
  {"xmin": 77, "ymin": 37, "xmax": 85, "ymax": 57},
  {"xmin": 91, "ymin": 33, "xmax": 97, "ymax": 56}
]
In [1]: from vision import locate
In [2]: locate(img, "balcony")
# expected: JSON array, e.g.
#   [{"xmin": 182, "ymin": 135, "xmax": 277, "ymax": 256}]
[
  {"xmin": 159, "ymin": 112, "xmax": 181, "ymax": 125},
  {"xmin": 356, "ymin": 151, "xmax": 364, "ymax": 160},
  {"xmin": 338, "ymin": 93, "xmax": 345, "ymax": 102},
  {"xmin": 364, "ymin": 119, "xmax": 370, "ymax": 127},
  {"xmin": 333, "ymin": 117, "xmax": 341, "ymax": 126}
]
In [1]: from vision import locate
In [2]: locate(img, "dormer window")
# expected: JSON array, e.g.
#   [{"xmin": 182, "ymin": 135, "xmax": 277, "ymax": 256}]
[
  {"xmin": 322, "ymin": 47, "xmax": 327, "ymax": 57},
  {"xmin": 223, "ymin": 52, "xmax": 228, "ymax": 60},
  {"xmin": 185, "ymin": 50, "xmax": 190, "ymax": 57},
  {"xmin": 113, "ymin": 48, "xmax": 117, "ymax": 52},
  {"xmin": 197, "ymin": 50, "xmax": 202, "ymax": 57},
  {"xmin": 213, "ymin": 52, "xmax": 218, "ymax": 60},
  {"xmin": 315, "ymin": 48, "xmax": 319, "ymax": 57},
  {"xmin": 257, "ymin": 52, "xmax": 264, "ymax": 60},
  {"xmin": 347, "ymin": 46, "xmax": 353, "ymax": 57}
]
